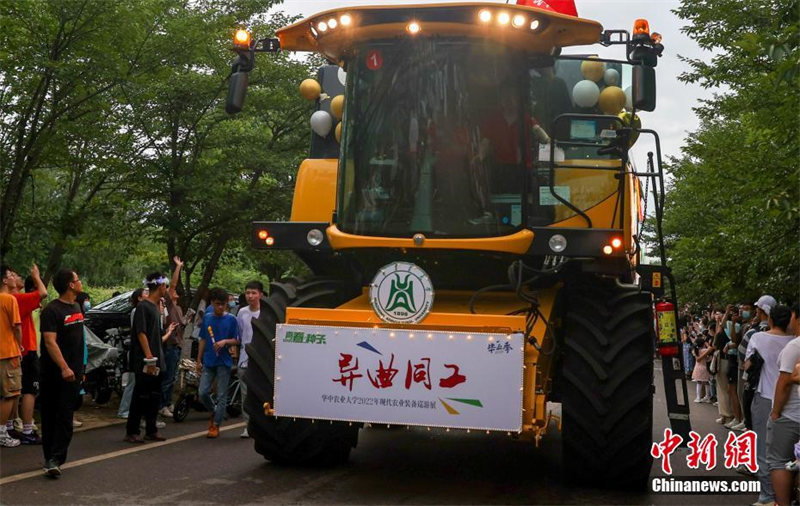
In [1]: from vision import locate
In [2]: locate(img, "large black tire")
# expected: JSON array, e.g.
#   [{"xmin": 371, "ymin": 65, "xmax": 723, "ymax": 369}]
[
  {"xmin": 561, "ymin": 277, "xmax": 654, "ymax": 490},
  {"xmin": 244, "ymin": 277, "xmax": 362, "ymax": 465}
]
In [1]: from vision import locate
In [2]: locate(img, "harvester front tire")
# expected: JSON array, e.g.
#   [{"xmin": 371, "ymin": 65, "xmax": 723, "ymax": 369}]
[
  {"xmin": 243, "ymin": 277, "xmax": 361, "ymax": 466},
  {"xmin": 561, "ymin": 278, "xmax": 654, "ymax": 490}
]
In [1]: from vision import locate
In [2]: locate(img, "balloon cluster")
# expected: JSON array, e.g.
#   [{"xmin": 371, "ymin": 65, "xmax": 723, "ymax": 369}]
[
  {"xmin": 572, "ymin": 58, "xmax": 632, "ymax": 115},
  {"xmin": 299, "ymin": 74, "xmax": 345, "ymax": 142}
]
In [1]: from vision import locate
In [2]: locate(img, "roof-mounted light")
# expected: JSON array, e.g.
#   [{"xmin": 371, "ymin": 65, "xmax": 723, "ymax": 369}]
[
  {"xmin": 633, "ymin": 18, "xmax": 650, "ymax": 36},
  {"xmin": 327, "ymin": 18, "xmax": 338, "ymax": 29},
  {"xmin": 529, "ymin": 19, "xmax": 540, "ymax": 30},
  {"xmin": 406, "ymin": 21, "xmax": 421, "ymax": 34},
  {"xmin": 497, "ymin": 12, "xmax": 510, "ymax": 26},
  {"xmin": 234, "ymin": 28, "xmax": 251, "ymax": 48},
  {"xmin": 478, "ymin": 9, "xmax": 492, "ymax": 23},
  {"xmin": 340, "ymin": 14, "xmax": 352, "ymax": 26},
  {"xmin": 512, "ymin": 14, "xmax": 526, "ymax": 28},
  {"xmin": 317, "ymin": 21, "xmax": 328, "ymax": 32}
]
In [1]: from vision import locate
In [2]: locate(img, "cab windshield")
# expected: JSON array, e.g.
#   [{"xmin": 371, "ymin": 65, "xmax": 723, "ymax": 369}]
[{"xmin": 337, "ymin": 39, "xmax": 633, "ymax": 236}]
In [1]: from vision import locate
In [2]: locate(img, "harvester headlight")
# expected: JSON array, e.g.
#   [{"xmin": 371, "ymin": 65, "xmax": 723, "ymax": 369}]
[
  {"xmin": 317, "ymin": 21, "xmax": 328, "ymax": 32},
  {"xmin": 611, "ymin": 237, "xmax": 623, "ymax": 249},
  {"xmin": 265, "ymin": 237, "xmax": 275, "ymax": 246},
  {"xmin": 340, "ymin": 14, "xmax": 352, "ymax": 26},
  {"xmin": 529, "ymin": 19, "xmax": 540, "ymax": 30},
  {"xmin": 603, "ymin": 245, "xmax": 613, "ymax": 255},
  {"xmin": 548, "ymin": 234, "xmax": 567, "ymax": 253},
  {"xmin": 478, "ymin": 9, "xmax": 492, "ymax": 23},
  {"xmin": 406, "ymin": 21, "xmax": 421, "ymax": 34},
  {"xmin": 327, "ymin": 18, "xmax": 338, "ymax": 29},
  {"xmin": 512, "ymin": 14, "xmax": 526, "ymax": 28},
  {"xmin": 497, "ymin": 12, "xmax": 510, "ymax": 26},
  {"xmin": 257, "ymin": 229, "xmax": 269, "ymax": 240},
  {"xmin": 307, "ymin": 229, "xmax": 324, "ymax": 247}
]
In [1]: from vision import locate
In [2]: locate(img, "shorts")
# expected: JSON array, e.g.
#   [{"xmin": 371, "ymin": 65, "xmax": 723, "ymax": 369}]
[
  {"xmin": 21, "ymin": 352, "xmax": 40, "ymax": 395},
  {"xmin": 765, "ymin": 415, "xmax": 800, "ymax": 471},
  {"xmin": 0, "ymin": 356, "xmax": 22, "ymax": 398}
]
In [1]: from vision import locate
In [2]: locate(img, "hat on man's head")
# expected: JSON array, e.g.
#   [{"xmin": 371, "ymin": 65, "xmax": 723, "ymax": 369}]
[{"xmin": 754, "ymin": 295, "xmax": 777, "ymax": 316}]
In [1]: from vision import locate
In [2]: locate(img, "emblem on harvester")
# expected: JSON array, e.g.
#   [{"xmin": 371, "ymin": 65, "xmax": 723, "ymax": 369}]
[{"xmin": 370, "ymin": 262, "xmax": 433, "ymax": 324}]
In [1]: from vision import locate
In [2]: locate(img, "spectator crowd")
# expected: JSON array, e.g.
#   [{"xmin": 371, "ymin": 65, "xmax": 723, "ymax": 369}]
[
  {"xmin": 0, "ymin": 259, "xmax": 264, "ymax": 479},
  {"xmin": 680, "ymin": 297, "xmax": 800, "ymax": 506}
]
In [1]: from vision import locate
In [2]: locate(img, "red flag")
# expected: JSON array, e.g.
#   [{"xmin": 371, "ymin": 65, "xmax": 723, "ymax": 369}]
[{"xmin": 516, "ymin": 0, "xmax": 578, "ymax": 17}]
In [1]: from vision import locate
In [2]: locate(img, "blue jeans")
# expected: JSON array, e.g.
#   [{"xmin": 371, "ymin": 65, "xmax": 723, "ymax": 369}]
[
  {"xmin": 118, "ymin": 373, "xmax": 135, "ymax": 417},
  {"xmin": 161, "ymin": 347, "xmax": 181, "ymax": 409},
  {"xmin": 199, "ymin": 365, "xmax": 231, "ymax": 427}
]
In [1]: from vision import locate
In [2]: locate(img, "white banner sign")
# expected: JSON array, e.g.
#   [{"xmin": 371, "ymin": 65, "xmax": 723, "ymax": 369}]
[{"xmin": 274, "ymin": 324, "xmax": 524, "ymax": 431}]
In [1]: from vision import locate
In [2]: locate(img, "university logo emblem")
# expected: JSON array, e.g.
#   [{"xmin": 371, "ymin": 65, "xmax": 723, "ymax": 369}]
[{"xmin": 370, "ymin": 262, "xmax": 433, "ymax": 324}]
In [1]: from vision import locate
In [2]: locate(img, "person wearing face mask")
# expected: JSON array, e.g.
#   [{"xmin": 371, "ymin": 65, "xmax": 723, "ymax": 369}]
[
  {"xmin": 738, "ymin": 296, "xmax": 776, "ymax": 432},
  {"xmin": 227, "ymin": 294, "xmax": 239, "ymax": 316}
]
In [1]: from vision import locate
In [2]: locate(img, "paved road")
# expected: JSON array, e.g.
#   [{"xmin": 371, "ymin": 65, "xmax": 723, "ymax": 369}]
[{"xmin": 0, "ymin": 362, "xmax": 760, "ymax": 505}]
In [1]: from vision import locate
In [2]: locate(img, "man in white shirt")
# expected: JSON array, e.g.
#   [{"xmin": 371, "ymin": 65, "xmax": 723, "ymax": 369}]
[
  {"xmin": 235, "ymin": 281, "xmax": 263, "ymax": 439},
  {"xmin": 767, "ymin": 302, "xmax": 800, "ymax": 506},
  {"xmin": 745, "ymin": 304, "xmax": 794, "ymax": 506}
]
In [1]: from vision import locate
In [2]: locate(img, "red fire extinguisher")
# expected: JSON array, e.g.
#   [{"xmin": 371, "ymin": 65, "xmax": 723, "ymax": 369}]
[{"xmin": 655, "ymin": 300, "xmax": 679, "ymax": 356}]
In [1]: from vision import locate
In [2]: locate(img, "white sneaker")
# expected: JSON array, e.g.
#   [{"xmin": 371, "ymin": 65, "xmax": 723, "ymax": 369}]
[
  {"xmin": 724, "ymin": 418, "xmax": 740, "ymax": 429},
  {"xmin": 159, "ymin": 407, "xmax": 173, "ymax": 418},
  {"xmin": 0, "ymin": 433, "xmax": 21, "ymax": 448},
  {"xmin": 731, "ymin": 421, "xmax": 747, "ymax": 431},
  {"xmin": 240, "ymin": 428, "xmax": 249, "ymax": 439},
  {"xmin": 693, "ymin": 397, "xmax": 703, "ymax": 403},
  {"xmin": 140, "ymin": 420, "xmax": 166, "ymax": 429},
  {"xmin": 700, "ymin": 397, "xmax": 712, "ymax": 403},
  {"xmin": 72, "ymin": 419, "xmax": 83, "ymax": 428},
  {"xmin": 715, "ymin": 417, "xmax": 728, "ymax": 424},
  {"xmin": 712, "ymin": 401, "xmax": 719, "ymax": 406}
]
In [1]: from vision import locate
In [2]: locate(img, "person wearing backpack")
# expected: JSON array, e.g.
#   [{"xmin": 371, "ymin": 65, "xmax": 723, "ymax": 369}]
[{"xmin": 745, "ymin": 304, "xmax": 794, "ymax": 506}]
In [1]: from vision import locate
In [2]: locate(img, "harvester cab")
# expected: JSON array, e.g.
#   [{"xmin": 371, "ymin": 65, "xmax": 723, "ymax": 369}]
[{"xmin": 229, "ymin": 1, "xmax": 688, "ymax": 490}]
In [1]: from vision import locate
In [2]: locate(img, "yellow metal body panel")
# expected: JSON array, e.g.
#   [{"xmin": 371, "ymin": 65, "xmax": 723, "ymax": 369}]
[
  {"xmin": 285, "ymin": 287, "xmax": 560, "ymax": 430},
  {"xmin": 277, "ymin": 2, "xmax": 602, "ymax": 60},
  {"xmin": 290, "ymin": 159, "xmax": 338, "ymax": 222},
  {"xmin": 327, "ymin": 224, "xmax": 534, "ymax": 254}
]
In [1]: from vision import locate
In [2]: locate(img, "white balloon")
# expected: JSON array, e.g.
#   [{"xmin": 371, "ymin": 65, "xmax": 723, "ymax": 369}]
[
  {"xmin": 624, "ymin": 86, "xmax": 633, "ymax": 111},
  {"xmin": 310, "ymin": 110, "xmax": 333, "ymax": 137},
  {"xmin": 572, "ymin": 80, "xmax": 600, "ymax": 108},
  {"xmin": 604, "ymin": 68, "xmax": 620, "ymax": 86},
  {"xmin": 337, "ymin": 67, "xmax": 347, "ymax": 86}
]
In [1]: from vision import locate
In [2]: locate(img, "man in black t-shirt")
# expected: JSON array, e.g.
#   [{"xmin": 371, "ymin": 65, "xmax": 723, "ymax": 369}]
[
  {"xmin": 124, "ymin": 272, "xmax": 175, "ymax": 443},
  {"xmin": 39, "ymin": 269, "xmax": 85, "ymax": 478}
]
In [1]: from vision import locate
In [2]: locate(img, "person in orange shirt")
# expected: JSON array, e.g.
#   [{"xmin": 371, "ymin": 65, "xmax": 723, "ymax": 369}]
[
  {"xmin": 0, "ymin": 274, "xmax": 23, "ymax": 447},
  {"xmin": 1, "ymin": 264, "xmax": 48, "ymax": 444}
]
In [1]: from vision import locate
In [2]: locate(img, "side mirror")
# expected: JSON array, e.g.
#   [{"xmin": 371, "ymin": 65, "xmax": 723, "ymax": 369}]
[
  {"xmin": 225, "ymin": 71, "xmax": 248, "ymax": 114},
  {"xmin": 632, "ymin": 65, "xmax": 656, "ymax": 112}
]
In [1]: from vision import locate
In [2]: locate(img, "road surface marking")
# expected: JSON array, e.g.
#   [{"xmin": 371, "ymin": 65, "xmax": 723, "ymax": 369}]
[{"xmin": 0, "ymin": 421, "xmax": 246, "ymax": 485}]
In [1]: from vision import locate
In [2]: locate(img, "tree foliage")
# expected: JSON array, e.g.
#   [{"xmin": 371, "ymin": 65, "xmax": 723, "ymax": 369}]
[
  {"xmin": 665, "ymin": 0, "xmax": 799, "ymax": 304},
  {"xmin": 1, "ymin": 0, "xmax": 318, "ymax": 299}
]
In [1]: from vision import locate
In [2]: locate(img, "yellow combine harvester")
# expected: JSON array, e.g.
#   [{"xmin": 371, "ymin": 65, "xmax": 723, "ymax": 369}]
[{"xmin": 227, "ymin": 1, "xmax": 690, "ymax": 490}]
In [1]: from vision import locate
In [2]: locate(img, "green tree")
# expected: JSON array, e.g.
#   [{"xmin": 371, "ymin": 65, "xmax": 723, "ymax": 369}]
[{"xmin": 664, "ymin": 0, "xmax": 799, "ymax": 304}]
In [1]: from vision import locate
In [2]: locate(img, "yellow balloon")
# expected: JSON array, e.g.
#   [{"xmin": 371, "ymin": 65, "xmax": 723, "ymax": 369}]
[
  {"xmin": 331, "ymin": 95, "xmax": 344, "ymax": 119},
  {"xmin": 617, "ymin": 111, "xmax": 641, "ymax": 146},
  {"xmin": 580, "ymin": 59, "xmax": 606, "ymax": 82},
  {"xmin": 598, "ymin": 86, "xmax": 626, "ymax": 115},
  {"xmin": 335, "ymin": 122, "xmax": 342, "ymax": 143},
  {"xmin": 299, "ymin": 79, "xmax": 321, "ymax": 100}
]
